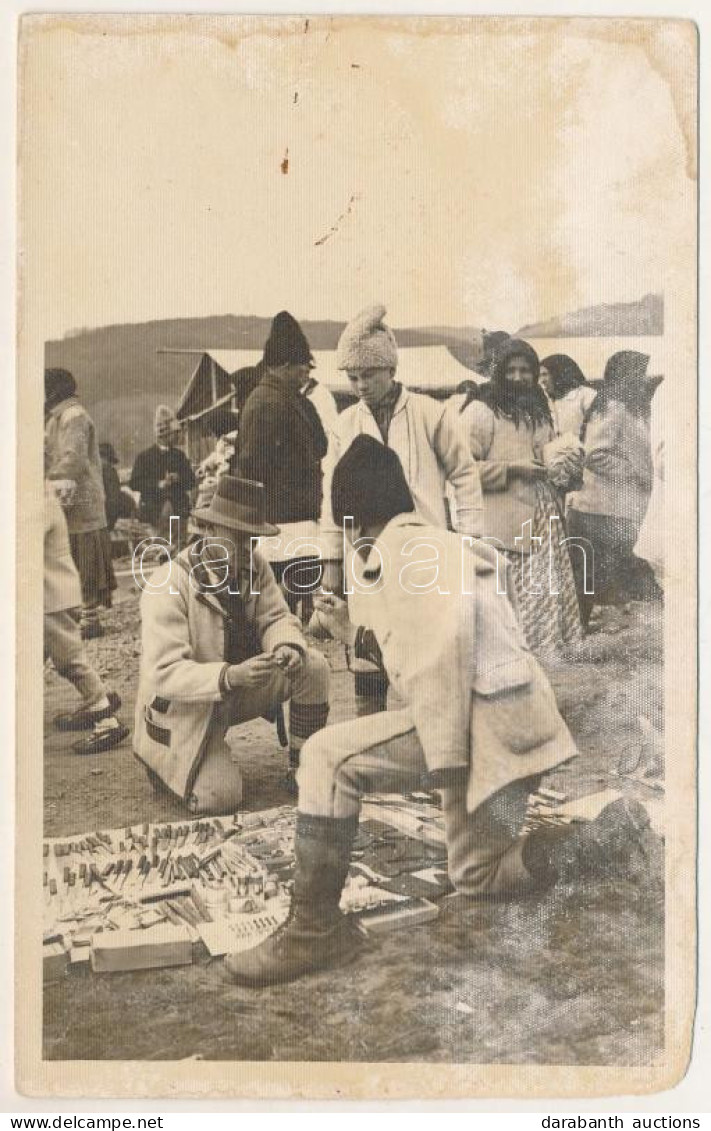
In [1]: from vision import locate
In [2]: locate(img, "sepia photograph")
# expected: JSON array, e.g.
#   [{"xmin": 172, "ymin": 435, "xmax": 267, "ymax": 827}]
[{"xmin": 15, "ymin": 12, "xmax": 698, "ymax": 1100}]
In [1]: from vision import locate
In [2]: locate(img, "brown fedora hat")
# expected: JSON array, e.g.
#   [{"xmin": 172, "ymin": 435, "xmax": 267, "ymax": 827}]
[{"xmin": 192, "ymin": 476, "xmax": 279, "ymax": 537}]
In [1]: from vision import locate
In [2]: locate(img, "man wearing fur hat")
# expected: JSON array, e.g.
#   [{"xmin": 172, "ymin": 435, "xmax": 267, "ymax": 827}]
[
  {"xmin": 133, "ymin": 475, "xmax": 330, "ymax": 810},
  {"xmin": 236, "ymin": 311, "xmax": 328, "ymax": 614},
  {"xmin": 129, "ymin": 405, "xmax": 195, "ymax": 542},
  {"xmin": 320, "ymin": 304, "xmax": 483, "ymax": 708}
]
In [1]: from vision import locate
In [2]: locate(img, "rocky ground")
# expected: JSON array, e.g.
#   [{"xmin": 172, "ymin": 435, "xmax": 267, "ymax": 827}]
[{"xmin": 43, "ymin": 579, "xmax": 664, "ymax": 1065}]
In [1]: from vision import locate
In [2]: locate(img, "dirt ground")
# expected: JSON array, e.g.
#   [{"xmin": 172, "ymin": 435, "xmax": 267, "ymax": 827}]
[{"xmin": 43, "ymin": 577, "xmax": 664, "ymax": 1065}]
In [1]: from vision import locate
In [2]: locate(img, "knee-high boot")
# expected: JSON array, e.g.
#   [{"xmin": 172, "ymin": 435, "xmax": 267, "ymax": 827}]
[{"xmin": 223, "ymin": 812, "xmax": 360, "ymax": 987}]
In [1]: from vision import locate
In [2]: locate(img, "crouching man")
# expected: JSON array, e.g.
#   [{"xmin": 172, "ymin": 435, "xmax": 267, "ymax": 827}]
[
  {"xmin": 225, "ymin": 437, "xmax": 648, "ymax": 986},
  {"xmin": 133, "ymin": 476, "xmax": 329, "ymax": 812}
]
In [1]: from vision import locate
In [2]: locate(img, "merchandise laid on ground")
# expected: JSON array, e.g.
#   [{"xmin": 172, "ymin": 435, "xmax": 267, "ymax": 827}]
[{"xmin": 42, "ymin": 796, "xmax": 453, "ymax": 980}]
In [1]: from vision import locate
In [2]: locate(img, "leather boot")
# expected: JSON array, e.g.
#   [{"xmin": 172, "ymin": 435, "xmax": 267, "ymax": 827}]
[
  {"xmin": 522, "ymin": 797, "xmax": 651, "ymax": 887},
  {"xmin": 223, "ymin": 813, "xmax": 360, "ymax": 987}
]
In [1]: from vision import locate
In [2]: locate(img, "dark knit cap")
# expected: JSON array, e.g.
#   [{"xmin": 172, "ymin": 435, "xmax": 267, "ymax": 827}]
[
  {"xmin": 331, "ymin": 434, "xmax": 415, "ymax": 530},
  {"xmin": 263, "ymin": 311, "xmax": 313, "ymax": 368},
  {"xmin": 45, "ymin": 367, "xmax": 77, "ymax": 407}
]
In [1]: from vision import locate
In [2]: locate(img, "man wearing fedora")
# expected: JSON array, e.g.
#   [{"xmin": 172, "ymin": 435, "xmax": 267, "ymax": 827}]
[{"xmin": 133, "ymin": 476, "xmax": 330, "ymax": 812}]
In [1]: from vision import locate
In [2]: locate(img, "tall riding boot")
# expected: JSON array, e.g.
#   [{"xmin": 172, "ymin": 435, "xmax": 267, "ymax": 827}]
[{"xmin": 223, "ymin": 813, "xmax": 360, "ymax": 987}]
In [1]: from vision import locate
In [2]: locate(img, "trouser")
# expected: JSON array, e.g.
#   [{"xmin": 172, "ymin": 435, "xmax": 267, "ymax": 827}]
[
  {"xmin": 188, "ymin": 648, "xmax": 330, "ymax": 814},
  {"xmin": 297, "ymin": 710, "xmax": 539, "ymax": 898},
  {"xmin": 44, "ymin": 610, "xmax": 107, "ymax": 708}
]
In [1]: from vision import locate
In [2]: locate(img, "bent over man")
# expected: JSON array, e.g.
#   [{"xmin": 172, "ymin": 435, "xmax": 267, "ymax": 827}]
[
  {"xmin": 225, "ymin": 437, "xmax": 648, "ymax": 986},
  {"xmin": 133, "ymin": 476, "xmax": 330, "ymax": 811}
]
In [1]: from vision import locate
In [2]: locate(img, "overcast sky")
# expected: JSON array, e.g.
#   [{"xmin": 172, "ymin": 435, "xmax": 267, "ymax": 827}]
[{"xmin": 21, "ymin": 16, "xmax": 695, "ymax": 337}]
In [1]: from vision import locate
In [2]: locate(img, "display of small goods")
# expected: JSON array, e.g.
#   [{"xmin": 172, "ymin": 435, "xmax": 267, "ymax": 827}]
[{"xmin": 43, "ymin": 798, "xmax": 451, "ymax": 980}]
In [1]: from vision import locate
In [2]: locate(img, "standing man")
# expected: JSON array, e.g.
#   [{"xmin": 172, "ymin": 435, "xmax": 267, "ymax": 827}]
[
  {"xmin": 133, "ymin": 476, "xmax": 330, "ymax": 809},
  {"xmin": 129, "ymin": 405, "xmax": 195, "ymax": 544},
  {"xmin": 225, "ymin": 438, "xmax": 649, "ymax": 987},
  {"xmin": 236, "ymin": 311, "xmax": 328, "ymax": 614},
  {"xmin": 320, "ymin": 304, "xmax": 483, "ymax": 710},
  {"xmin": 45, "ymin": 368, "xmax": 116, "ymax": 640}
]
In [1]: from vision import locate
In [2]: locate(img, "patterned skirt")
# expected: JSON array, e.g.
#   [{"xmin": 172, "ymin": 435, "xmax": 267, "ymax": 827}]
[
  {"xmin": 69, "ymin": 528, "xmax": 117, "ymax": 609},
  {"xmin": 503, "ymin": 481, "xmax": 583, "ymax": 658}
]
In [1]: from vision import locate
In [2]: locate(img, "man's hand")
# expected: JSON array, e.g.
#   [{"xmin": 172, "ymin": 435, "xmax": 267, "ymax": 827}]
[
  {"xmin": 225, "ymin": 654, "xmax": 277, "ymax": 692},
  {"xmin": 271, "ymin": 643, "xmax": 304, "ymax": 676}
]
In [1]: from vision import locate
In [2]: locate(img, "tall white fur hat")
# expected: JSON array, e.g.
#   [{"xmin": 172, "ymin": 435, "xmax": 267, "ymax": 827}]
[{"xmin": 336, "ymin": 304, "xmax": 398, "ymax": 371}]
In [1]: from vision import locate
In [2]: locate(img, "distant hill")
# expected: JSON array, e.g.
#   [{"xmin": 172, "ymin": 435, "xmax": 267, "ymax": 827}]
[
  {"xmin": 518, "ymin": 294, "xmax": 663, "ymax": 338},
  {"xmin": 45, "ymin": 315, "xmax": 481, "ymax": 461}
]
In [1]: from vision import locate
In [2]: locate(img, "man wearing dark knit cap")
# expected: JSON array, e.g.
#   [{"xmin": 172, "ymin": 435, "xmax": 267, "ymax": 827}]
[{"xmin": 236, "ymin": 311, "xmax": 328, "ymax": 616}]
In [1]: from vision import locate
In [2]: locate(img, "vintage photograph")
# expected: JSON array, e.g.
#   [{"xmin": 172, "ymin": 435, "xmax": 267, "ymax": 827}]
[{"xmin": 17, "ymin": 14, "xmax": 697, "ymax": 1099}]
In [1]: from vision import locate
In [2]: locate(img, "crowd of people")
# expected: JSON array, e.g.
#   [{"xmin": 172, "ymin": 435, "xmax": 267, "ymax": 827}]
[{"xmin": 43, "ymin": 302, "xmax": 664, "ymax": 987}]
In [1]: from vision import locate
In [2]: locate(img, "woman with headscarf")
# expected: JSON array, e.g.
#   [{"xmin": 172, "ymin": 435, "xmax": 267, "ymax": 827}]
[
  {"xmin": 462, "ymin": 339, "xmax": 583, "ymax": 656},
  {"xmin": 539, "ymin": 353, "xmax": 596, "ymax": 439},
  {"xmin": 567, "ymin": 350, "xmax": 662, "ymax": 625}
]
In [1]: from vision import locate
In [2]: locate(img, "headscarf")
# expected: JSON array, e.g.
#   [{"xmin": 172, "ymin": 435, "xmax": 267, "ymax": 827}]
[
  {"xmin": 476, "ymin": 330, "xmax": 511, "ymax": 377},
  {"xmin": 478, "ymin": 338, "xmax": 553, "ymax": 429},
  {"xmin": 540, "ymin": 354, "xmax": 588, "ymax": 400}
]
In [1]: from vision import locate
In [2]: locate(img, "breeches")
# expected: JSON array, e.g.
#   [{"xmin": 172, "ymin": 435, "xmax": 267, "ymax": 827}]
[{"xmin": 297, "ymin": 709, "xmax": 539, "ymax": 898}]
